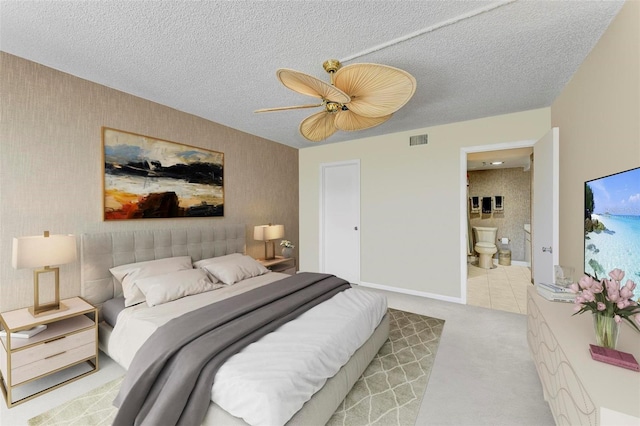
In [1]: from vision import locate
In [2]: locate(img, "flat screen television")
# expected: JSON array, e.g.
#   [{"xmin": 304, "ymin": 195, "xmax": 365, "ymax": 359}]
[{"xmin": 584, "ymin": 166, "xmax": 640, "ymax": 301}]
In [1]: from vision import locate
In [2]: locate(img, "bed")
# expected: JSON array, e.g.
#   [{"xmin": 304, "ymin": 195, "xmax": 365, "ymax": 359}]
[{"xmin": 80, "ymin": 226, "xmax": 389, "ymax": 425}]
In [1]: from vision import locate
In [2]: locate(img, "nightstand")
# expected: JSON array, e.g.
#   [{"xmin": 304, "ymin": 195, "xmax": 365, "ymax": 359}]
[
  {"xmin": 258, "ymin": 256, "xmax": 297, "ymax": 275},
  {"xmin": 0, "ymin": 297, "xmax": 98, "ymax": 407}
]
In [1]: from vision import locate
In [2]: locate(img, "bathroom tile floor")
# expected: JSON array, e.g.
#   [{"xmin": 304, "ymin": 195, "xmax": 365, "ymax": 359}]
[{"xmin": 467, "ymin": 262, "xmax": 532, "ymax": 314}]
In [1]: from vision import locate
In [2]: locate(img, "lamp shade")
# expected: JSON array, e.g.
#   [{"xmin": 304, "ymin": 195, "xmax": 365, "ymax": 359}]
[
  {"xmin": 253, "ymin": 224, "xmax": 284, "ymax": 241},
  {"xmin": 12, "ymin": 233, "xmax": 77, "ymax": 269}
]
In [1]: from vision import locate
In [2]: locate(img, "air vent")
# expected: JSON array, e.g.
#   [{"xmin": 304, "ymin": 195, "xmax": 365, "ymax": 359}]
[{"xmin": 410, "ymin": 134, "xmax": 428, "ymax": 146}]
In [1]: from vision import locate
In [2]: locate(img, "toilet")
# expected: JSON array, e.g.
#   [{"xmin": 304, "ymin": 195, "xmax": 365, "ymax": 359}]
[{"xmin": 473, "ymin": 226, "xmax": 498, "ymax": 269}]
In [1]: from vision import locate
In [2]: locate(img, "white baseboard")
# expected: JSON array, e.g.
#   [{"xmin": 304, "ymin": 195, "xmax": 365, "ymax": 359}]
[{"xmin": 357, "ymin": 281, "xmax": 465, "ymax": 304}]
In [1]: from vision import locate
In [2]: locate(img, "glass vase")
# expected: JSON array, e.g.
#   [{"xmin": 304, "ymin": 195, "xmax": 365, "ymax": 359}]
[{"xmin": 592, "ymin": 313, "xmax": 619, "ymax": 349}]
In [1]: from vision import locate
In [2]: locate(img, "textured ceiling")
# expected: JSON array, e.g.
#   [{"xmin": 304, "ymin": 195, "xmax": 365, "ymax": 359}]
[{"xmin": 0, "ymin": 1, "xmax": 623, "ymax": 149}]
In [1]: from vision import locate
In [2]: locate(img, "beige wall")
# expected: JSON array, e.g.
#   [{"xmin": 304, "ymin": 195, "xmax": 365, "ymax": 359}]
[
  {"xmin": 0, "ymin": 53, "xmax": 299, "ymax": 312},
  {"xmin": 552, "ymin": 1, "xmax": 639, "ymax": 276},
  {"xmin": 299, "ymin": 108, "xmax": 550, "ymax": 300},
  {"xmin": 468, "ymin": 168, "xmax": 531, "ymax": 261}
]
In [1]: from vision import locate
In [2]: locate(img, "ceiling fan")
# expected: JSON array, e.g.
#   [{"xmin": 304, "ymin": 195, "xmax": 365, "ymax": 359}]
[{"xmin": 255, "ymin": 59, "xmax": 417, "ymax": 142}]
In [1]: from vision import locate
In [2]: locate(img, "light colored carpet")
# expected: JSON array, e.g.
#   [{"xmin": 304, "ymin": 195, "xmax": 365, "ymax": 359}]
[
  {"xmin": 29, "ymin": 309, "xmax": 444, "ymax": 426},
  {"xmin": 370, "ymin": 287, "xmax": 556, "ymax": 426}
]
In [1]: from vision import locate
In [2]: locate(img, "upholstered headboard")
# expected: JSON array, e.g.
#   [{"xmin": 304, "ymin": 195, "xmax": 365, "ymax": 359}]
[{"xmin": 80, "ymin": 225, "xmax": 246, "ymax": 309}]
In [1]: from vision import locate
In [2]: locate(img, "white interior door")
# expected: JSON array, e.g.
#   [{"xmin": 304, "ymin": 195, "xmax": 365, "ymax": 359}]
[
  {"xmin": 532, "ymin": 128, "xmax": 559, "ymax": 285},
  {"xmin": 320, "ymin": 160, "xmax": 360, "ymax": 284}
]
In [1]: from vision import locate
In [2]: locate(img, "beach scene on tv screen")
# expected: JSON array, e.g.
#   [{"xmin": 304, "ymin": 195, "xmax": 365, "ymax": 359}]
[{"xmin": 584, "ymin": 167, "xmax": 640, "ymax": 301}]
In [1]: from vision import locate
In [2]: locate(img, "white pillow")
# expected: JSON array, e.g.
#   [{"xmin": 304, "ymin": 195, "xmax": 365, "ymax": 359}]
[
  {"xmin": 109, "ymin": 256, "xmax": 193, "ymax": 307},
  {"xmin": 193, "ymin": 253, "xmax": 243, "ymax": 267},
  {"xmin": 196, "ymin": 255, "xmax": 269, "ymax": 285},
  {"xmin": 136, "ymin": 269, "xmax": 223, "ymax": 307},
  {"xmin": 193, "ymin": 253, "xmax": 243, "ymax": 282}
]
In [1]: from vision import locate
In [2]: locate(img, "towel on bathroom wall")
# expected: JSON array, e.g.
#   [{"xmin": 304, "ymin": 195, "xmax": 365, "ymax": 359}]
[{"xmin": 482, "ymin": 197, "xmax": 492, "ymax": 214}]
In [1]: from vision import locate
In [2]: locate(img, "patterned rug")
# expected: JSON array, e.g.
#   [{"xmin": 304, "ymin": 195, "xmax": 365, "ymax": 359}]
[
  {"xmin": 28, "ymin": 376, "xmax": 122, "ymax": 426},
  {"xmin": 328, "ymin": 309, "xmax": 445, "ymax": 425},
  {"xmin": 28, "ymin": 309, "xmax": 444, "ymax": 426}
]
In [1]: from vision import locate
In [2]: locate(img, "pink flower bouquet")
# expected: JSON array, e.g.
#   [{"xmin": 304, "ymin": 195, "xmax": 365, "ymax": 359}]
[{"xmin": 570, "ymin": 268, "xmax": 640, "ymax": 332}]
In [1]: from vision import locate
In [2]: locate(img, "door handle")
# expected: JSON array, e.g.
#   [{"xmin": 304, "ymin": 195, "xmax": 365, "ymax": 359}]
[
  {"xmin": 542, "ymin": 246, "xmax": 552, "ymax": 253},
  {"xmin": 354, "ymin": 226, "xmax": 358, "ymax": 231}
]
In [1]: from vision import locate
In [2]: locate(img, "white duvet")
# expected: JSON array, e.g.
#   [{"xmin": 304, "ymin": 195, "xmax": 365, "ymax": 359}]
[{"xmin": 107, "ymin": 273, "xmax": 387, "ymax": 426}]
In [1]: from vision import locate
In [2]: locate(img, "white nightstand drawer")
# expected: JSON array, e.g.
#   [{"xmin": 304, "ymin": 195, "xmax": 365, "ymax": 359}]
[
  {"xmin": 11, "ymin": 342, "xmax": 95, "ymax": 385},
  {"xmin": 11, "ymin": 328, "xmax": 95, "ymax": 369}
]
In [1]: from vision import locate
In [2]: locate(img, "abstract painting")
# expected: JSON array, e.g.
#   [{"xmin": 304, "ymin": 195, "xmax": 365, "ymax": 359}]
[{"xmin": 102, "ymin": 127, "xmax": 224, "ymax": 220}]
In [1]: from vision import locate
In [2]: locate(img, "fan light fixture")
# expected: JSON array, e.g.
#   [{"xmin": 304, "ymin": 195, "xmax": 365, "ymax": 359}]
[{"xmin": 256, "ymin": 59, "xmax": 417, "ymax": 142}]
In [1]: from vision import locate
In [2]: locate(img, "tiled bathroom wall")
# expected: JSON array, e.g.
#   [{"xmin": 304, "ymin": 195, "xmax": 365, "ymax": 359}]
[{"xmin": 468, "ymin": 168, "xmax": 531, "ymax": 261}]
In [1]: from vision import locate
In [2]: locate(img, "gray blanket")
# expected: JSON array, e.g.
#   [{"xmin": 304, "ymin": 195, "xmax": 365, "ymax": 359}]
[{"xmin": 112, "ymin": 272, "xmax": 350, "ymax": 426}]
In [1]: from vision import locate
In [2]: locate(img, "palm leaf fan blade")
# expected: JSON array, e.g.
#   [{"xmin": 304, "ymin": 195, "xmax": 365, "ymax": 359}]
[
  {"xmin": 300, "ymin": 111, "xmax": 338, "ymax": 142},
  {"xmin": 334, "ymin": 64, "xmax": 416, "ymax": 118},
  {"xmin": 277, "ymin": 69, "xmax": 350, "ymax": 103},
  {"xmin": 334, "ymin": 110, "xmax": 392, "ymax": 131},
  {"xmin": 255, "ymin": 103, "xmax": 323, "ymax": 113}
]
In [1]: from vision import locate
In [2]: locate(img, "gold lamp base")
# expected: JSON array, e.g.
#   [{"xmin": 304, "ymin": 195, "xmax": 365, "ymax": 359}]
[
  {"xmin": 29, "ymin": 302, "xmax": 67, "ymax": 317},
  {"xmin": 29, "ymin": 266, "xmax": 67, "ymax": 317},
  {"xmin": 262, "ymin": 240, "xmax": 277, "ymax": 260}
]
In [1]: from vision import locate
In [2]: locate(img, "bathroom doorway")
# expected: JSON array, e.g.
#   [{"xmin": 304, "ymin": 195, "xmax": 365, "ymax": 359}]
[{"xmin": 461, "ymin": 143, "xmax": 534, "ymax": 314}]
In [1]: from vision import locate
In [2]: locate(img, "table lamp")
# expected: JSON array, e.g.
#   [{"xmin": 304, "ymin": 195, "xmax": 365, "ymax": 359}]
[
  {"xmin": 253, "ymin": 224, "xmax": 284, "ymax": 260},
  {"xmin": 12, "ymin": 231, "xmax": 77, "ymax": 316}
]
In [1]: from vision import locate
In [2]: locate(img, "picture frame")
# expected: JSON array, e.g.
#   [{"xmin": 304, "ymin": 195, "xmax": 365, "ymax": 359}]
[{"xmin": 102, "ymin": 127, "xmax": 224, "ymax": 220}]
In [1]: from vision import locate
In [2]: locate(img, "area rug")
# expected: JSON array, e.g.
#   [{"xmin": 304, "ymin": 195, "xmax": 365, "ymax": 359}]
[
  {"xmin": 327, "ymin": 308, "xmax": 445, "ymax": 426},
  {"xmin": 29, "ymin": 308, "xmax": 444, "ymax": 426},
  {"xmin": 28, "ymin": 375, "xmax": 122, "ymax": 426}
]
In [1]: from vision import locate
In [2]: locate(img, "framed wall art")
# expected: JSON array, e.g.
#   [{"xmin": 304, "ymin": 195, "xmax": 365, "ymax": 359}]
[{"xmin": 102, "ymin": 127, "xmax": 224, "ymax": 220}]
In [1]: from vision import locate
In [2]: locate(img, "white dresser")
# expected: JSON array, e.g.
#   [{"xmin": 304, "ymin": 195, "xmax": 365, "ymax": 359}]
[{"xmin": 527, "ymin": 286, "xmax": 640, "ymax": 425}]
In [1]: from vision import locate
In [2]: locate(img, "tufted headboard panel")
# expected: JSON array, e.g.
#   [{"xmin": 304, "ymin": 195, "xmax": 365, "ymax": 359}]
[{"xmin": 80, "ymin": 225, "xmax": 246, "ymax": 309}]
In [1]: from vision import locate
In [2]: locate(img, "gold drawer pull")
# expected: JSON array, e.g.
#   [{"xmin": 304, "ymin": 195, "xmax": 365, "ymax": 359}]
[
  {"xmin": 44, "ymin": 336, "xmax": 66, "ymax": 344},
  {"xmin": 45, "ymin": 351, "xmax": 66, "ymax": 359}
]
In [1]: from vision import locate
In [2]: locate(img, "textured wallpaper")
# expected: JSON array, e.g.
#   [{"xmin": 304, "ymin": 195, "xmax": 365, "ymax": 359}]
[
  {"xmin": 468, "ymin": 168, "xmax": 531, "ymax": 261},
  {"xmin": 0, "ymin": 52, "xmax": 299, "ymax": 312}
]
